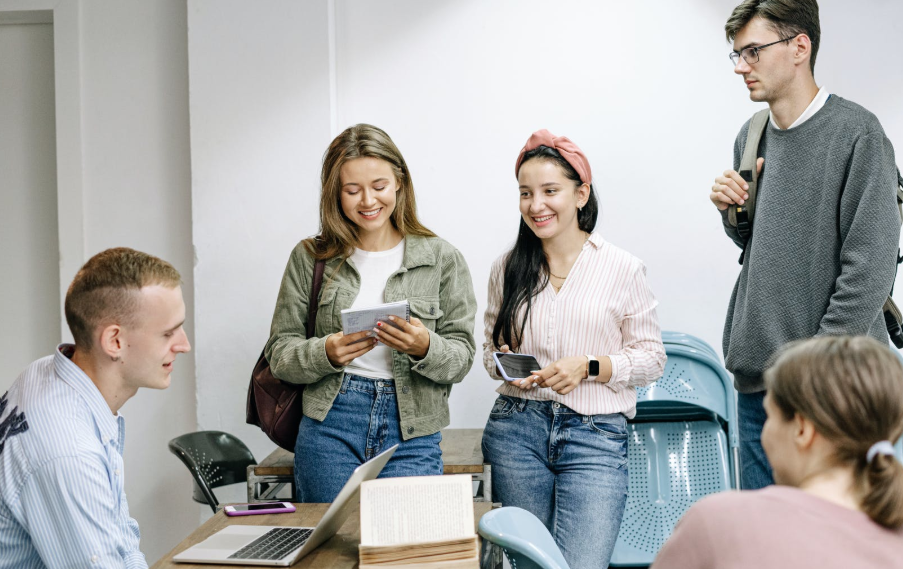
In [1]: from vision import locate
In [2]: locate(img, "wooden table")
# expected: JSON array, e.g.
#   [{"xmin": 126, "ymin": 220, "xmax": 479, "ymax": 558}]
[
  {"xmin": 152, "ymin": 502, "xmax": 497, "ymax": 569},
  {"xmin": 247, "ymin": 428, "xmax": 491, "ymax": 503}
]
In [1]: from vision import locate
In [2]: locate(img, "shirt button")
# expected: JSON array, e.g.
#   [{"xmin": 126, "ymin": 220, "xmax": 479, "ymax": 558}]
[
  {"xmin": 429, "ymin": 306, "xmax": 435, "ymax": 315},
  {"xmin": 417, "ymin": 364, "xmax": 425, "ymax": 370},
  {"xmin": 114, "ymin": 469, "xmax": 120, "ymax": 476},
  {"xmin": 91, "ymin": 555, "xmax": 98, "ymax": 563},
  {"xmin": 402, "ymin": 386, "xmax": 410, "ymax": 394},
  {"xmin": 407, "ymin": 426, "xmax": 414, "ymax": 435}
]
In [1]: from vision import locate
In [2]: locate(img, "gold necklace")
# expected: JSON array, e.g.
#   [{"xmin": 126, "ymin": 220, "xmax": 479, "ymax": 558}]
[{"xmin": 548, "ymin": 232, "xmax": 590, "ymax": 281}]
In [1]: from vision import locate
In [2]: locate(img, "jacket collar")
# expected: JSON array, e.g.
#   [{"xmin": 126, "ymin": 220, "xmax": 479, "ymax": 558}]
[{"xmin": 327, "ymin": 234, "xmax": 436, "ymax": 272}]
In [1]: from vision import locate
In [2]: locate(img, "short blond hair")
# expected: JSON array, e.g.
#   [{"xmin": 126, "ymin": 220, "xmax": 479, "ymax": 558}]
[{"xmin": 64, "ymin": 247, "xmax": 181, "ymax": 349}]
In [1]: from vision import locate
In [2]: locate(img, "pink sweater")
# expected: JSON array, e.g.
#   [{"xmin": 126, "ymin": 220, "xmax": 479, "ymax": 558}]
[{"xmin": 652, "ymin": 486, "xmax": 903, "ymax": 569}]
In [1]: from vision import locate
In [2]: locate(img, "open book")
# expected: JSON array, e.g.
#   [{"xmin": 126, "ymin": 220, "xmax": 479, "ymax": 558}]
[{"xmin": 358, "ymin": 475, "xmax": 480, "ymax": 568}]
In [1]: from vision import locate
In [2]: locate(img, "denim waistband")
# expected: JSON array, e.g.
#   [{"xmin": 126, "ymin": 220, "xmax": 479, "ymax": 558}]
[
  {"xmin": 341, "ymin": 373, "xmax": 396, "ymax": 394},
  {"xmin": 503, "ymin": 395, "xmax": 625, "ymax": 421}
]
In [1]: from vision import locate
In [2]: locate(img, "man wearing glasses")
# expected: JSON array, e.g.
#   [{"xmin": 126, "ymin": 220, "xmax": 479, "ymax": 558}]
[{"xmin": 710, "ymin": 0, "xmax": 900, "ymax": 490}]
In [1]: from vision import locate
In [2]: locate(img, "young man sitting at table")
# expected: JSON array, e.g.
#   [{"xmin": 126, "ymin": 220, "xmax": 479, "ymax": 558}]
[{"xmin": 0, "ymin": 247, "xmax": 191, "ymax": 569}]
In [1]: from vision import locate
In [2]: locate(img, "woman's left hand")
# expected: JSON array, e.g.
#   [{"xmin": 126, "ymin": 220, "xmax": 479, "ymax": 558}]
[
  {"xmin": 375, "ymin": 315, "xmax": 431, "ymax": 359},
  {"xmin": 526, "ymin": 356, "xmax": 587, "ymax": 395}
]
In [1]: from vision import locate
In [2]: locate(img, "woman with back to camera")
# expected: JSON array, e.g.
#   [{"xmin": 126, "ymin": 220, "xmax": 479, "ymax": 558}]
[
  {"xmin": 653, "ymin": 335, "xmax": 903, "ymax": 569},
  {"xmin": 481, "ymin": 129, "xmax": 667, "ymax": 567},
  {"xmin": 264, "ymin": 124, "xmax": 477, "ymax": 502}
]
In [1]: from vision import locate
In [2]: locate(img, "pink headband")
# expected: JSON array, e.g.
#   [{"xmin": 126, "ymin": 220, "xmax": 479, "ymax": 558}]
[{"xmin": 514, "ymin": 129, "xmax": 592, "ymax": 185}]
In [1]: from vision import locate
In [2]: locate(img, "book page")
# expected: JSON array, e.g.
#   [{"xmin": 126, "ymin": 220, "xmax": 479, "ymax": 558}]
[
  {"xmin": 360, "ymin": 475, "xmax": 474, "ymax": 546},
  {"xmin": 341, "ymin": 300, "xmax": 410, "ymax": 337}
]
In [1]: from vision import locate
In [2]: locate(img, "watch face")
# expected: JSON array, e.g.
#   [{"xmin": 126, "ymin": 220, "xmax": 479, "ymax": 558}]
[{"xmin": 589, "ymin": 359, "xmax": 600, "ymax": 376}]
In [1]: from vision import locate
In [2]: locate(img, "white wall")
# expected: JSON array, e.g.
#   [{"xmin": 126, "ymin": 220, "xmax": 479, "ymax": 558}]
[
  {"xmin": 0, "ymin": 21, "xmax": 60, "ymax": 392},
  {"xmin": 189, "ymin": 0, "xmax": 903, "ymax": 466}
]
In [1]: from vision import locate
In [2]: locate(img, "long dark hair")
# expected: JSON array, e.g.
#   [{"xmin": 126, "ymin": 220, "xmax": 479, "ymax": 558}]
[{"xmin": 491, "ymin": 146, "xmax": 599, "ymax": 350}]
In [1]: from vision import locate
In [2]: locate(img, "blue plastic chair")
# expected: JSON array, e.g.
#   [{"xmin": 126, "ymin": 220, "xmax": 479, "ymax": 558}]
[
  {"xmin": 610, "ymin": 342, "xmax": 739, "ymax": 567},
  {"xmin": 478, "ymin": 507, "xmax": 571, "ymax": 569},
  {"xmin": 661, "ymin": 331, "xmax": 720, "ymax": 362}
]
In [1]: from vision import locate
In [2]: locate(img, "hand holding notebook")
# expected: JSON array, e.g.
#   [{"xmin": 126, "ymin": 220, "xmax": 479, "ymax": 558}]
[{"xmin": 341, "ymin": 300, "xmax": 411, "ymax": 339}]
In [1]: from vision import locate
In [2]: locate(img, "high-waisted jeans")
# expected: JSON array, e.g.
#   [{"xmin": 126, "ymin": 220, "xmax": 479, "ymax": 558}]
[
  {"xmin": 482, "ymin": 395, "xmax": 629, "ymax": 568},
  {"xmin": 294, "ymin": 373, "xmax": 443, "ymax": 502}
]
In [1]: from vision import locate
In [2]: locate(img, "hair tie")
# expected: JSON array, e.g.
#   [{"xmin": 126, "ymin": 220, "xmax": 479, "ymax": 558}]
[
  {"xmin": 866, "ymin": 440, "xmax": 896, "ymax": 464},
  {"xmin": 514, "ymin": 129, "xmax": 592, "ymax": 185}
]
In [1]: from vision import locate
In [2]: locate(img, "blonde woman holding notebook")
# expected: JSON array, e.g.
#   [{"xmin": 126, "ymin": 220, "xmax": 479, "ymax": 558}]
[
  {"xmin": 481, "ymin": 129, "xmax": 667, "ymax": 568},
  {"xmin": 265, "ymin": 124, "xmax": 477, "ymax": 502}
]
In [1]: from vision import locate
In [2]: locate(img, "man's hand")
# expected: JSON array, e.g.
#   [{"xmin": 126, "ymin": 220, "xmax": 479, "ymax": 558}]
[
  {"xmin": 710, "ymin": 157, "xmax": 764, "ymax": 210},
  {"xmin": 325, "ymin": 331, "xmax": 377, "ymax": 366}
]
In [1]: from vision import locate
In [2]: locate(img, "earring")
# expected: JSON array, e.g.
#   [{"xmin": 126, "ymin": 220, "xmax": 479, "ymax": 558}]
[{"xmin": 111, "ymin": 355, "xmax": 120, "ymax": 362}]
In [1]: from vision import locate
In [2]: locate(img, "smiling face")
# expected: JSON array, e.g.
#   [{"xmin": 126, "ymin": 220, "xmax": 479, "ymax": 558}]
[
  {"xmin": 732, "ymin": 17, "xmax": 797, "ymax": 103},
  {"xmin": 117, "ymin": 284, "xmax": 191, "ymax": 391},
  {"xmin": 339, "ymin": 157, "xmax": 400, "ymax": 241},
  {"xmin": 517, "ymin": 158, "xmax": 589, "ymax": 242}
]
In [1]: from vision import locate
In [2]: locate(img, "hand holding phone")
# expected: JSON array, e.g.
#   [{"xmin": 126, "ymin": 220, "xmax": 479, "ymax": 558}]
[
  {"xmin": 492, "ymin": 352, "xmax": 541, "ymax": 382},
  {"xmin": 223, "ymin": 502, "xmax": 296, "ymax": 516}
]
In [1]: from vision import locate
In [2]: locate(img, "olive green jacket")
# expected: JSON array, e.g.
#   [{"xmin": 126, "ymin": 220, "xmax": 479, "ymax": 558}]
[{"xmin": 264, "ymin": 235, "xmax": 477, "ymax": 440}]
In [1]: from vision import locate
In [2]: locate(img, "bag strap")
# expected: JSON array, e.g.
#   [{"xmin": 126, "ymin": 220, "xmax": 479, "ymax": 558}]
[
  {"xmin": 729, "ymin": 108, "xmax": 771, "ymax": 244},
  {"xmin": 306, "ymin": 258, "xmax": 326, "ymax": 339}
]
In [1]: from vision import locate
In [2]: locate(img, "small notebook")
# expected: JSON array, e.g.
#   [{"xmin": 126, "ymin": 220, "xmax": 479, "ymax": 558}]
[{"xmin": 341, "ymin": 300, "xmax": 411, "ymax": 338}]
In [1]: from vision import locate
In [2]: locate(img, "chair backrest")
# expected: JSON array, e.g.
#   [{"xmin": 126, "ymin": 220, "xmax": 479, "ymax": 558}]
[
  {"xmin": 478, "ymin": 507, "xmax": 570, "ymax": 569},
  {"xmin": 636, "ymin": 344, "xmax": 738, "ymax": 447},
  {"xmin": 661, "ymin": 331, "xmax": 720, "ymax": 361},
  {"xmin": 168, "ymin": 431, "xmax": 256, "ymax": 513}
]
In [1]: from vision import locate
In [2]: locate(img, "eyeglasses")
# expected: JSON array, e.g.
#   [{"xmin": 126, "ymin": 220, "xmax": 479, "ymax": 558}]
[{"xmin": 729, "ymin": 37, "xmax": 794, "ymax": 66}]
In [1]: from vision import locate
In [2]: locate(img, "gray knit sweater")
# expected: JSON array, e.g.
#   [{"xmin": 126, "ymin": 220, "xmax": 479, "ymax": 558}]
[{"xmin": 721, "ymin": 95, "xmax": 900, "ymax": 393}]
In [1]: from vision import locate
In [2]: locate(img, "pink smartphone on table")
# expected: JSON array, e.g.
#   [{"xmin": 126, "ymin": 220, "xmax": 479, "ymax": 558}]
[{"xmin": 223, "ymin": 501, "xmax": 296, "ymax": 516}]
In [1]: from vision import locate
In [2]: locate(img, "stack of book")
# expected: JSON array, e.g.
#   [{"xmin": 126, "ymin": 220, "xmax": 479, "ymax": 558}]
[{"xmin": 358, "ymin": 474, "xmax": 480, "ymax": 568}]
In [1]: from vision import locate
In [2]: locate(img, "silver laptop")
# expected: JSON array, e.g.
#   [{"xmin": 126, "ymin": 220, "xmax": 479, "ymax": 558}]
[{"xmin": 173, "ymin": 445, "xmax": 397, "ymax": 566}]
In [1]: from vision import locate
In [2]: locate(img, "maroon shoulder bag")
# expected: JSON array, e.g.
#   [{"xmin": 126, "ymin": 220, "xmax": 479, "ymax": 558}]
[{"xmin": 246, "ymin": 258, "xmax": 326, "ymax": 451}]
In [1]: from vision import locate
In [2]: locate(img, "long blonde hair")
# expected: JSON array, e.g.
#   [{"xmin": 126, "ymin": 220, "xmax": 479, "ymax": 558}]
[
  {"xmin": 764, "ymin": 336, "xmax": 903, "ymax": 529},
  {"xmin": 305, "ymin": 124, "xmax": 434, "ymax": 260}
]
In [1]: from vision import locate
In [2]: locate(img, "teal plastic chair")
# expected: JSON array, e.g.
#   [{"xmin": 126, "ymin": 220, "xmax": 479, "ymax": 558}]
[
  {"xmin": 611, "ymin": 342, "xmax": 738, "ymax": 567},
  {"xmin": 478, "ymin": 507, "xmax": 571, "ymax": 569},
  {"xmin": 661, "ymin": 331, "xmax": 720, "ymax": 361}
]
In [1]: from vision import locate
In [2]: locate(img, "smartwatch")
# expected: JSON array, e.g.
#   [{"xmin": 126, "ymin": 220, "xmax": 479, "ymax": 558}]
[{"xmin": 585, "ymin": 355, "xmax": 599, "ymax": 380}]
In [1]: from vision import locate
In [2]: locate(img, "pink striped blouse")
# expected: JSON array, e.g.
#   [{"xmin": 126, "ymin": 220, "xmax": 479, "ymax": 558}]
[{"xmin": 482, "ymin": 232, "xmax": 666, "ymax": 418}]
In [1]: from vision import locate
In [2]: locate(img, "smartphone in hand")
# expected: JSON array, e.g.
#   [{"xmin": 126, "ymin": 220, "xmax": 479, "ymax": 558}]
[
  {"xmin": 223, "ymin": 502, "xmax": 296, "ymax": 516},
  {"xmin": 493, "ymin": 352, "xmax": 541, "ymax": 382}
]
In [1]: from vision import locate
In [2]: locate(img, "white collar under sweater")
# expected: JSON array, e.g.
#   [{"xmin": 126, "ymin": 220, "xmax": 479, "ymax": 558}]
[{"xmin": 770, "ymin": 86, "xmax": 830, "ymax": 130}]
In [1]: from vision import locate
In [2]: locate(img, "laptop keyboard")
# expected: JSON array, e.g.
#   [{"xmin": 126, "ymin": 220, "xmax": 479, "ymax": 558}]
[{"xmin": 227, "ymin": 527, "xmax": 314, "ymax": 560}]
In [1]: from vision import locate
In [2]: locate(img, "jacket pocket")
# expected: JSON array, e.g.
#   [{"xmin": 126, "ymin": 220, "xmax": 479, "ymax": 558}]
[
  {"xmin": 313, "ymin": 285, "xmax": 339, "ymax": 337},
  {"xmin": 409, "ymin": 296, "xmax": 444, "ymax": 331}
]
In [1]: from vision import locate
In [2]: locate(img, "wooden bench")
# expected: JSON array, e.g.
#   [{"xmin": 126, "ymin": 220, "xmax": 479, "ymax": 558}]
[{"xmin": 247, "ymin": 428, "xmax": 491, "ymax": 503}]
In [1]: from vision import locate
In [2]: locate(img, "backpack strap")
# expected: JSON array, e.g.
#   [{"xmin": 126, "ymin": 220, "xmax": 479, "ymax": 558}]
[{"xmin": 728, "ymin": 108, "xmax": 771, "ymax": 244}]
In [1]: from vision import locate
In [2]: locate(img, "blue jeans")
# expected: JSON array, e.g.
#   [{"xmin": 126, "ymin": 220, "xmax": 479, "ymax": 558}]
[
  {"xmin": 294, "ymin": 373, "xmax": 443, "ymax": 502},
  {"xmin": 737, "ymin": 391, "xmax": 774, "ymax": 489},
  {"xmin": 482, "ymin": 395, "xmax": 629, "ymax": 569}
]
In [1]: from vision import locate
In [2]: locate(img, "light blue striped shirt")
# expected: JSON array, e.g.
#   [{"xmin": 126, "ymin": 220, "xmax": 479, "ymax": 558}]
[{"xmin": 0, "ymin": 345, "xmax": 147, "ymax": 568}]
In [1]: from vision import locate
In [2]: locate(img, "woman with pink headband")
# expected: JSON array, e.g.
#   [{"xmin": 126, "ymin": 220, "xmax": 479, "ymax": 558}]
[{"xmin": 481, "ymin": 129, "xmax": 667, "ymax": 567}]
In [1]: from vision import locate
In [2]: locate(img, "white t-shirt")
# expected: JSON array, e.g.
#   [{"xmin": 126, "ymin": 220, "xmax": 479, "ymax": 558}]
[{"xmin": 344, "ymin": 239, "xmax": 405, "ymax": 380}]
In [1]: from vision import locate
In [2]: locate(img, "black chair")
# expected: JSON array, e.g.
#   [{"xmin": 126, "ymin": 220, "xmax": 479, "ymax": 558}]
[{"xmin": 168, "ymin": 431, "xmax": 257, "ymax": 513}]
